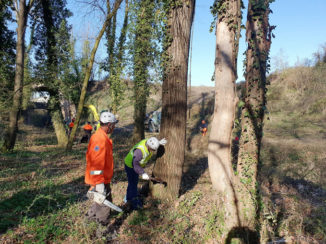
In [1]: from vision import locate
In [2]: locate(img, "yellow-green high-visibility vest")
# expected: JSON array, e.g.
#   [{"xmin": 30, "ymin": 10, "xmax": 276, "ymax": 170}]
[{"xmin": 124, "ymin": 139, "xmax": 152, "ymax": 168}]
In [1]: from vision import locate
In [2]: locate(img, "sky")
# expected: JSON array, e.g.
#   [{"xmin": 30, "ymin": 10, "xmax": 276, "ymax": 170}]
[
  {"xmin": 66, "ymin": 0, "xmax": 326, "ymax": 86},
  {"xmin": 192, "ymin": 0, "xmax": 326, "ymax": 85}
]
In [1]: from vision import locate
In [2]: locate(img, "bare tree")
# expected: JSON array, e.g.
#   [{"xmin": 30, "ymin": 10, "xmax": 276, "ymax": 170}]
[
  {"xmin": 151, "ymin": 0, "xmax": 196, "ymax": 200},
  {"xmin": 207, "ymin": 0, "xmax": 243, "ymax": 229},
  {"xmin": 208, "ymin": 0, "xmax": 273, "ymax": 241},
  {"xmin": 66, "ymin": 0, "xmax": 123, "ymax": 151},
  {"xmin": 2, "ymin": 0, "xmax": 34, "ymax": 152}
]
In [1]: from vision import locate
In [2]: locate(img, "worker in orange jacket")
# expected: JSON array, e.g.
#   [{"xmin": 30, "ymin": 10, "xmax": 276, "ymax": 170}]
[
  {"xmin": 68, "ymin": 118, "xmax": 75, "ymax": 136},
  {"xmin": 80, "ymin": 121, "xmax": 93, "ymax": 143},
  {"xmin": 199, "ymin": 120, "xmax": 208, "ymax": 136},
  {"xmin": 85, "ymin": 111, "xmax": 118, "ymax": 225}
]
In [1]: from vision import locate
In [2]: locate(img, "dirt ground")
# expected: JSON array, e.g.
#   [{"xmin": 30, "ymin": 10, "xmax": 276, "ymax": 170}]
[{"xmin": 0, "ymin": 85, "xmax": 325, "ymax": 243}]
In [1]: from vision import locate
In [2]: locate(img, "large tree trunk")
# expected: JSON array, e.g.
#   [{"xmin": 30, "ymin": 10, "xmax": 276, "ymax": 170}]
[
  {"xmin": 40, "ymin": 0, "xmax": 69, "ymax": 147},
  {"xmin": 208, "ymin": 0, "xmax": 242, "ymax": 230},
  {"xmin": 236, "ymin": 0, "xmax": 272, "ymax": 231},
  {"xmin": 2, "ymin": 0, "xmax": 32, "ymax": 152},
  {"xmin": 131, "ymin": 0, "xmax": 155, "ymax": 143},
  {"xmin": 66, "ymin": 0, "xmax": 123, "ymax": 151},
  {"xmin": 49, "ymin": 96, "xmax": 68, "ymax": 147},
  {"xmin": 151, "ymin": 0, "xmax": 195, "ymax": 200}
]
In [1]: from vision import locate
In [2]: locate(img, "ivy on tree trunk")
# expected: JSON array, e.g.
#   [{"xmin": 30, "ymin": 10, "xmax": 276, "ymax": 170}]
[{"xmin": 236, "ymin": 0, "xmax": 273, "ymax": 232}]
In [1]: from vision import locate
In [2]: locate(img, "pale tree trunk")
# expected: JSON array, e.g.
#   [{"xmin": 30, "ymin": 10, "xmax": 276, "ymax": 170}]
[
  {"xmin": 49, "ymin": 97, "xmax": 68, "ymax": 147},
  {"xmin": 151, "ymin": 0, "xmax": 195, "ymax": 200},
  {"xmin": 66, "ymin": 0, "xmax": 123, "ymax": 151},
  {"xmin": 59, "ymin": 97, "xmax": 70, "ymax": 122},
  {"xmin": 69, "ymin": 103, "xmax": 76, "ymax": 119},
  {"xmin": 236, "ymin": 0, "xmax": 272, "ymax": 231},
  {"xmin": 208, "ymin": 0, "xmax": 243, "ymax": 230},
  {"xmin": 49, "ymin": 96, "xmax": 68, "ymax": 147},
  {"xmin": 2, "ymin": 0, "xmax": 34, "ymax": 152}
]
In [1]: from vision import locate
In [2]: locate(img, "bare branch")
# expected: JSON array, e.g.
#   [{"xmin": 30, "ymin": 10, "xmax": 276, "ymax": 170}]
[
  {"xmin": 27, "ymin": 0, "xmax": 34, "ymax": 12},
  {"xmin": 14, "ymin": 0, "xmax": 19, "ymax": 20},
  {"xmin": 76, "ymin": 0, "xmax": 108, "ymax": 17}
]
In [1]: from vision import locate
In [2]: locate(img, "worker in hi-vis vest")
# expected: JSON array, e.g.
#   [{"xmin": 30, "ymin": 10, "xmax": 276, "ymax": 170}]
[
  {"xmin": 124, "ymin": 137, "xmax": 167, "ymax": 210},
  {"xmin": 85, "ymin": 111, "xmax": 118, "ymax": 225}
]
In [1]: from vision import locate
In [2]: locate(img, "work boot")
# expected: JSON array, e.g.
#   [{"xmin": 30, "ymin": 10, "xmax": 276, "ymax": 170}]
[
  {"xmin": 130, "ymin": 197, "xmax": 143, "ymax": 210},
  {"xmin": 122, "ymin": 201, "xmax": 132, "ymax": 212}
]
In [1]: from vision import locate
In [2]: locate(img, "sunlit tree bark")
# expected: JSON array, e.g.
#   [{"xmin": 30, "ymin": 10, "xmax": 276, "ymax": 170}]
[
  {"xmin": 207, "ymin": 0, "xmax": 242, "ymax": 229},
  {"xmin": 151, "ymin": 0, "xmax": 195, "ymax": 200}
]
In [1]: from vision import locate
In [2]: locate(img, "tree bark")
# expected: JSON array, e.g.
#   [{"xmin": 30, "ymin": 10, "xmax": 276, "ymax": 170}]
[
  {"xmin": 151, "ymin": 0, "xmax": 195, "ymax": 200},
  {"xmin": 236, "ymin": 0, "xmax": 272, "ymax": 230},
  {"xmin": 40, "ymin": 0, "xmax": 68, "ymax": 147},
  {"xmin": 131, "ymin": 0, "xmax": 155, "ymax": 143},
  {"xmin": 208, "ymin": 0, "xmax": 242, "ymax": 229},
  {"xmin": 107, "ymin": 10, "xmax": 117, "ymax": 77},
  {"xmin": 110, "ymin": 0, "xmax": 128, "ymax": 114},
  {"xmin": 66, "ymin": 0, "xmax": 123, "ymax": 151},
  {"xmin": 2, "ymin": 0, "xmax": 33, "ymax": 152},
  {"xmin": 49, "ymin": 96, "xmax": 68, "ymax": 147}
]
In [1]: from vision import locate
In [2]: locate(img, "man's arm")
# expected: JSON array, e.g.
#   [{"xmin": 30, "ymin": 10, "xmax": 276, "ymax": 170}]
[{"xmin": 132, "ymin": 149, "xmax": 145, "ymax": 175}]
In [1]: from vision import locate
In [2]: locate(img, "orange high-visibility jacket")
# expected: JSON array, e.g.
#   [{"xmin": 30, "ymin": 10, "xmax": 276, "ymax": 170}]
[
  {"xmin": 83, "ymin": 124, "xmax": 93, "ymax": 131},
  {"xmin": 69, "ymin": 122, "xmax": 74, "ymax": 128},
  {"xmin": 85, "ymin": 128, "xmax": 114, "ymax": 186}
]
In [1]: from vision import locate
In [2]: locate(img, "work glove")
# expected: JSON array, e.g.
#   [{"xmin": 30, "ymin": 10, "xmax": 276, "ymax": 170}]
[
  {"xmin": 141, "ymin": 173, "xmax": 150, "ymax": 180},
  {"xmin": 159, "ymin": 138, "xmax": 167, "ymax": 146},
  {"xmin": 95, "ymin": 183, "xmax": 105, "ymax": 194}
]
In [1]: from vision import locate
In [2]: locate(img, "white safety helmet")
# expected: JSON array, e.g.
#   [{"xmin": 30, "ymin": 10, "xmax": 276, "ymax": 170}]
[
  {"xmin": 146, "ymin": 137, "xmax": 167, "ymax": 151},
  {"xmin": 99, "ymin": 111, "xmax": 118, "ymax": 124},
  {"xmin": 146, "ymin": 137, "xmax": 160, "ymax": 151}
]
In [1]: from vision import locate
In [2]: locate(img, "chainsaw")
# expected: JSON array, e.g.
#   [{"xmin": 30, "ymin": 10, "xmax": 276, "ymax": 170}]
[
  {"xmin": 87, "ymin": 189, "xmax": 123, "ymax": 212},
  {"xmin": 150, "ymin": 176, "xmax": 167, "ymax": 187}
]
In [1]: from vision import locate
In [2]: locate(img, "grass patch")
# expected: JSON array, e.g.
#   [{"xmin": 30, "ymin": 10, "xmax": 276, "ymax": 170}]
[
  {"xmin": 204, "ymin": 207, "xmax": 225, "ymax": 241},
  {"xmin": 128, "ymin": 210, "xmax": 149, "ymax": 226}
]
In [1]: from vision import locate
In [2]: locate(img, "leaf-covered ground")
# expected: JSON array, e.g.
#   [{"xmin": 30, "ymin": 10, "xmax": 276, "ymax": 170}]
[{"xmin": 0, "ymin": 74, "xmax": 325, "ymax": 243}]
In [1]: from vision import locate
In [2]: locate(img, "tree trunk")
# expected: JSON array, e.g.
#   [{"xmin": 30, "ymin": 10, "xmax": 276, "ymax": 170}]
[
  {"xmin": 2, "ymin": 0, "xmax": 31, "ymax": 152},
  {"xmin": 110, "ymin": 0, "xmax": 128, "ymax": 114},
  {"xmin": 66, "ymin": 0, "xmax": 123, "ymax": 151},
  {"xmin": 40, "ymin": 0, "xmax": 69, "ymax": 147},
  {"xmin": 131, "ymin": 0, "xmax": 155, "ymax": 143},
  {"xmin": 49, "ymin": 96, "xmax": 68, "ymax": 147},
  {"xmin": 151, "ymin": 0, "xmax": 195, "ymax": 200},
  {"xmin": 208, "ymin": 0, "xmax": 242, "ymax": 230},
  {"xmin": 132, "ymin": 80, "xmax": 147, "ymax": 142},
  {"xmin": 116, "ymin": 0, "xmax": 128, "ymax": 64},
  {"xmin": 236, "ymin": 0, "xmax": 272, "ymax": 230},
  {"xmin": 107, "ymin": 10, "xmax": 117, "ymax": 77}
]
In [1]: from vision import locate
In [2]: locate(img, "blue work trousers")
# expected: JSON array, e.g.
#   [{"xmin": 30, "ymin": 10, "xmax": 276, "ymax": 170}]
[{"xmin": 125, "ymin": 165, "xmax": 142, "ymax": 209}]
